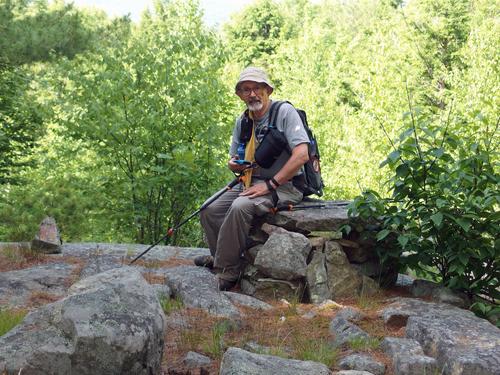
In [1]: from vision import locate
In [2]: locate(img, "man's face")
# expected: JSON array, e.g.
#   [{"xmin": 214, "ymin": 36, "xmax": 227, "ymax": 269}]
[{"xmin": 236, "ymin": 81, "xmax": 272, "ymax": 112}]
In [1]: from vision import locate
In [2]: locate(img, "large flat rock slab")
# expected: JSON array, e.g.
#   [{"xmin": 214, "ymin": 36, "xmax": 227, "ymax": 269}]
[
  {"xmin": 223, "ymin": 292, "xmax": 273, "ymax": 311},
  {"xmin": 61, "ymin": 242, "xmax": 210, "ymax": 261},
  {"xmin": 79, "ymin": 253, "xmax": 124, "ymax": 278},
  {"xmin": 164, "ymin": 265, "xmax": 240, "ymax": 318},
  {"xmin": 380, "ymin": 297, "xmax": 500, "ymax": 375},
  {"xmin": 0, "ymin": 263, "xmax": 75, "ymax": 307},
  {"xmin": 220, "ymin": 347, "xmax": 330, "ymax": 375},
  {"xmin": 0, "ymin": 268, "xmax": 165, "ymax": 375},
  {"xmin": 264, "ymin": 201, "xmax": 350, "ymax": 233}
]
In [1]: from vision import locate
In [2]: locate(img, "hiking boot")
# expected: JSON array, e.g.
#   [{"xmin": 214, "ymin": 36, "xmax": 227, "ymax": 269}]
[
  {"xmin": 217, "ymin": 277, "xmax": 237, "ymax": 291},
  {"xmin": 193, "ymin": 255, "xmax": 214, "ymax": 269}
]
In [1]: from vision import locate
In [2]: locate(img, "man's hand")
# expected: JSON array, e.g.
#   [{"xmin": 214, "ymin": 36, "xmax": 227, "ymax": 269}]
[
  {"xmin": 238, "ymin": 143, "xmax": 309, "ymax": 199},
  {"xmin": 239, "ymin": 182, "xmax": 270, "ymax": 199},
  {"xmin": 228, "ymin": 157, "xmax": 248, "ymax": 172}
]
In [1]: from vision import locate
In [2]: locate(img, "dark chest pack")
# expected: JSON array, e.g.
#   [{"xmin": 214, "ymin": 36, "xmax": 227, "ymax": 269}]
[{"xmin": 239, "ymin": 101, "xmax": 324, "ymax": 197}]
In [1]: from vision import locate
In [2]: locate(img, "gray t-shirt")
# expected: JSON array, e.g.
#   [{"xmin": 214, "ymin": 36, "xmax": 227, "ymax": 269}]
[{"xmin": 229, "ymin": 101, "xmax": 310, "ymax": 179}]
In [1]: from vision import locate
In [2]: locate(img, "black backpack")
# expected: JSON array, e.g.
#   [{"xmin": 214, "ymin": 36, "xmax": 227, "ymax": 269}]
[{"xmin": 239, "ymin": 101, "xmax": 325, "ymax": 197}]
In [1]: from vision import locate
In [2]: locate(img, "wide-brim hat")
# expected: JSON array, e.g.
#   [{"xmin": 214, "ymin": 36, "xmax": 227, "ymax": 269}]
[{"xmin": 235, "ymin": 67, "xmax": 274, "ymax": 92}]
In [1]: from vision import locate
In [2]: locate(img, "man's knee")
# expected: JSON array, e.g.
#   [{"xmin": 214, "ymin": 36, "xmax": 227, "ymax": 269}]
[
  {"xmin": 229, "ymin": 196, "xmax": 256, "ymax": 216},
  {"xmin": 199, "ymin": 211, "xmax": 208, "ymax": 229},
  {"xmin": 201, "ymin": 196, "xmax": 230, "ymax": 218},
  {"xmin": 200, "ymin": 203, "xmax": 215, "ymax": 219}
]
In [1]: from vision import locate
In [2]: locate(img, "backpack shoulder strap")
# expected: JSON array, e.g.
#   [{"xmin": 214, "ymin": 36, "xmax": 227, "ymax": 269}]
[
  {"xmin": 239, "ymin": 109, "xmax": 253, "ymax": 143},
  {"xmin": 269, "ymin": 101, "xmax": 287, "ymax": 129},
  {"xmin": 270, "ymin": 100, "xmax": 305, "ymax": 128}
]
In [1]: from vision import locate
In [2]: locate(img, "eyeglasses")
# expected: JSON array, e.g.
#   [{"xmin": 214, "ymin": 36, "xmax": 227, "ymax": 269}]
[{"xmin": 237, "ymin": 85, "xmax": 266, "ymax": 96}]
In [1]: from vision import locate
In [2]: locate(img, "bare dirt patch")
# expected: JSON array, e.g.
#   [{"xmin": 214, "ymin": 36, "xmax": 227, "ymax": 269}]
[
  {"xmin": 0, "ymin": 245, "xmax": 84, "ymax": 274},
  {"xmin": 27, "ymin": 291, "xmax": 62, "ymax": 308}
]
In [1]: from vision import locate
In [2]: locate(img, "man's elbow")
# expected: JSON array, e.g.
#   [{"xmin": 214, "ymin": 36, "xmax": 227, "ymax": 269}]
[
  {"xmin": 300, "ymin": 152, "xmax": 309, "ymax": 165},
  {"xmin": 296, "ymin": 143, "xmax": 310, "ymax": 165}
]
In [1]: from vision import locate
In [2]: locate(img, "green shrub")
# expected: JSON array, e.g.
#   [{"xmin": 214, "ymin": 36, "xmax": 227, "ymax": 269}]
[
  {"xmin": 348, "ymin": 106, "xmax": 499, "ymax": 304},
  {"xmin": 471, "ymin": 302, "xmax": 500, "ymax": 328}
]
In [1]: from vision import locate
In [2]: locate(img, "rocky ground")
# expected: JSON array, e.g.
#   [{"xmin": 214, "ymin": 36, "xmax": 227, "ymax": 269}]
[
  {"xmin": 0, "ymin": 241, "xmax": 498, "ymax": 375},
  {"xmin": 1, "ymin": 204, "xmax": 498, "ymax": 374}
]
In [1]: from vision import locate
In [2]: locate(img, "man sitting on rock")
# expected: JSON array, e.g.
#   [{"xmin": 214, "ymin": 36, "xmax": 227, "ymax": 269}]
[{"xmin": 195, "ymin": 67, "xmax": 310, "ymax": 291}]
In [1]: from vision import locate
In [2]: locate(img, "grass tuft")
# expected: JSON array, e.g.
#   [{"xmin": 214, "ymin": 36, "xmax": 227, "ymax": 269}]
[
  {"xmin": 0, "ymin": 244, "xmax": 44, "ymax": 272},
  {"xmin": 0, "ymin": 308, "xmax": 27, "ymax": 336},
  {"xmin": 347, "ymin": 336, "xmax": 381, "ymax": 351},
  {"xmin": 284, "ymin": 294, "xmax": 302, "ymax": 317},
  {"xmin": 159, "ymin": 295, "xmax": 184, "ymax": 315},
  {"xmin": 266, "ymin": 346, "xmax": 290, "ymax": 358},
  {"xmin": 179, "ymin": 328, "xmax": 205, "ymax": 352},
  {"xmin": 293, "ymin": 336, "xmax": 338, "ymax": 367},
  {"xmin": 357, "ymin": 288, "xmax": 385, "ymax": 311},
  {"xmin": 202, "ymin": 320, "xmax": 230, "ymax": 359}
]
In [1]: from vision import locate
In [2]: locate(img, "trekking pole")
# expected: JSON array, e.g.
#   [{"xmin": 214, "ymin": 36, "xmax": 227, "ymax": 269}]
[{"xmin": 129, "ymin": 166, "xmax": 253, "ymax": 265}]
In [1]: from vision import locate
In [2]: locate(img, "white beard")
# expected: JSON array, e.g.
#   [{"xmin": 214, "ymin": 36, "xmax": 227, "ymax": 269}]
[{"xmin": 247, "ymin": 101, "xmax": 263, "ymax": 112}]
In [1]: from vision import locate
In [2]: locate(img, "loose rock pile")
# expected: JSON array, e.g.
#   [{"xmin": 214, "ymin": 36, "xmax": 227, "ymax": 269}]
[{"xmin": 241, "ymin": 201, "xmax": 393, "ymax": 302}]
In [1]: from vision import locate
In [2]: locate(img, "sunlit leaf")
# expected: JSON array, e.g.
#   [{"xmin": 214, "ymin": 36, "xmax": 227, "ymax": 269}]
[
  {"xmin": 430, "ymin": 212, "xmax": 443, "ymax": 227},
  {"xmin": 376, "ymin": 229, "xmax": 391, "ymax": 241},
  {"xmin": 398, "ymin": 235, "xmax": 409, "ymax": 248},
  {"xmin": 388, "ymin": 150, "xmax": 401, "ymax": 162}
]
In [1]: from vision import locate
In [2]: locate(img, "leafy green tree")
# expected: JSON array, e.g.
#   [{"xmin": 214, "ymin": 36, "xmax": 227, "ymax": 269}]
[
  {"xmin": 271, "ymin": 0, "xmax": 417, "ymax": 198},
  {"xmin": 0, "ymin": 157, "xmax": 113, "ymax": 242},
  {"xmin": 45, "ymin": 0, "xmax": 231, "ymax": 244},
  {"xmin": 0, "ymin": 64, "xmax": 42, "ymax": 184},
  {"xmin": 224, "ymin": 0, "xmax": 285, "ymax": 66},
  {"xmin": 0, "ymin": 0, "xmax": 105, "ymax": 64},
  {"xmin": 0, "ymin": 121, "xmax": 145, "ymax": 243},
  {"xmin": 451, "ymin": 0, "xmax": 499, "ymax": 143},
  {"xmin": 403, "ymin": 0, "xmax": 472, "ymax": 109},
  {"xmin": 0, "ymin": 0, "xmax": 113, "ymax": 185}
]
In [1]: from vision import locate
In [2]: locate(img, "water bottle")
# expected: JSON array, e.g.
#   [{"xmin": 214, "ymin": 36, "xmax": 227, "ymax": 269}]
[{"xmin": 237, "ymin": 143, "xmax": 246, "ymax": 161}]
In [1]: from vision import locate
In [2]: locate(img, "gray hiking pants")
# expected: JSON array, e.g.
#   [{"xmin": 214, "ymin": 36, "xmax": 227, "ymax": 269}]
[{"xmin": 199, "ymin": 179, "xmax": 303, "ymax": 282}]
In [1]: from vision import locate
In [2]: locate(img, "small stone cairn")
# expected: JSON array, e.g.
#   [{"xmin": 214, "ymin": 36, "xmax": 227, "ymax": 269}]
[
  {"xmin": 31, "ymin": 216, "xmax": 62, "ymax": 254},
  {"xmin": 239, "ymin": 200, "xmax": 397, "ymax": 303}
]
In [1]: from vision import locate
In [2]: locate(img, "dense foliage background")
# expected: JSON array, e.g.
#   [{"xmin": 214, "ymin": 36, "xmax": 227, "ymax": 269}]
[{"xmin": 1, "ymin": 0, "xmax": 498, "ymax": 303}]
